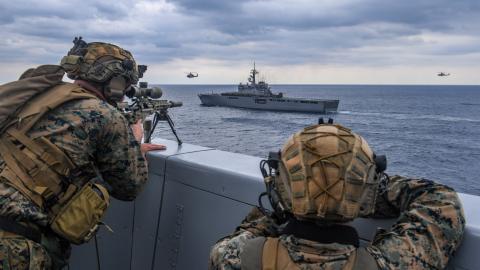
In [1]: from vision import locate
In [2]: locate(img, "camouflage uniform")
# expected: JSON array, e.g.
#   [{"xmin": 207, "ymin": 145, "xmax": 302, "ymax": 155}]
[
  {"xmin": 0, "ymin": 93, "xmax": 147, "ymax": 269},
  {"xmin": 209, "ymin": 175, "xmax": 465, "ymax": 270},
  {"xmin": 0, "ymin": 234, "xmax": 51, "ymax": 270}
]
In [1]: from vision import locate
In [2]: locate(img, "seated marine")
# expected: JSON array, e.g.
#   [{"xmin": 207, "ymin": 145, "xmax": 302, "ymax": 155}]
[{"xmin": 209, "ymin": 123, "xmax": 465, "ymax": 270}]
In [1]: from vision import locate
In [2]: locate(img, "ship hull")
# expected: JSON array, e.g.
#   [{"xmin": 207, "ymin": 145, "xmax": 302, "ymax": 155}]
[{"xmin": 198, "ymin": 94, "xmax": 339, "ymax": 113}]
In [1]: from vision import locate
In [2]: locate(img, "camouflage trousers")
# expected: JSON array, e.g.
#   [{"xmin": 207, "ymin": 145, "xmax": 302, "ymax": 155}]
[{"xmin": 0, "ymin": 231, "xmax": 51, "ymax": 270}]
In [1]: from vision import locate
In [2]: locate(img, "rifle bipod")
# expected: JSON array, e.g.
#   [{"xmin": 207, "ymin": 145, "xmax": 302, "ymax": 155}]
[{"xmin": 144, "ymin": 110, "xmax": 182, "ymax": 145}]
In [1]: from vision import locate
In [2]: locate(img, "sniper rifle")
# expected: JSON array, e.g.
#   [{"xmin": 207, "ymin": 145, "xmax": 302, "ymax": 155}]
[{"xmin": 117, "ymin": 65, "xmax": 182, "ymax": 145}]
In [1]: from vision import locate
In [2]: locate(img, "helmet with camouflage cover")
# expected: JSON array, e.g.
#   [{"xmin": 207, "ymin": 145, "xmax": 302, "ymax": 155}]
[
  {"xmin": 265, "ymin": 123, "xmax": 380, "ymax": 223},
  {"xmin": 60, "ymin": 37, "xmax": 139, "ymax": 102}
]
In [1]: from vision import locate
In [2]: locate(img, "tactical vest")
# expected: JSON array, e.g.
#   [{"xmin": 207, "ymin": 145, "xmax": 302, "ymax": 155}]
[
  {"xmin": 0, "ymin": 65, "xmax": 110, "ymax": 244},
  {"xmin": 240, "ymin": 237, "xmax": 379, "ymax": 270}
]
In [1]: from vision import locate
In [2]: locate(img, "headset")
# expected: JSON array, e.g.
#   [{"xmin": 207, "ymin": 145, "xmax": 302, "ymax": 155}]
[{"xmin": 259, "ymin": 151, "xmax": 292, "ymax": 223}]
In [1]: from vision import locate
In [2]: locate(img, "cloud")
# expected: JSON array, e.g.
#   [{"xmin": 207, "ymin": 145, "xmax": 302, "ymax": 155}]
[
  {"xmin": 168, "ymin": 0, "xmax": 480, "ymax": 33},
  {"xmin": 167, "ymin": 0, "xmax": 241, "ymax": 12},
  {"xmin": 0, "ymin": 0, "xmax": 479, "ymax": 83}
]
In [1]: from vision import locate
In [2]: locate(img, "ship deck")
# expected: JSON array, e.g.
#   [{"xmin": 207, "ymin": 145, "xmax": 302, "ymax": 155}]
[
  {"xmin": 70, "ymin": 139, "xmax": 479, "ymax": 270},
  {"xmin": 200, "ymin": 91, "xmax": 339, "ymax": 102}
]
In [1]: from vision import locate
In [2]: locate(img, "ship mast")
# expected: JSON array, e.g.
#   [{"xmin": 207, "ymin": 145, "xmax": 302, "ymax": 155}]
[{"xmin": 251, "ymin": 61, "xmax": 258, "ymax": 86}]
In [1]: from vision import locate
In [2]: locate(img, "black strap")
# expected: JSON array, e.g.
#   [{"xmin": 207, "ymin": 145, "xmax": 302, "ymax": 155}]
[
  {"xmin": 280, "ymin": 218, "xmax": 359, "ymax": 247},
  {"xmin": 0, "ymin": 216, "xmax": 42, "ymax": 243}
]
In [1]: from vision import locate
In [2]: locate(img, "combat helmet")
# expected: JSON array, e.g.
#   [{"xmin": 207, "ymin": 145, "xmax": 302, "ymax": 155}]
[
  {"xmin": 261, "ymin": 123, "xmax": 383, "ymax": 223},
  {"xmin": 60, "ymin": 37, "xmax": 140, "ymax": 102}
]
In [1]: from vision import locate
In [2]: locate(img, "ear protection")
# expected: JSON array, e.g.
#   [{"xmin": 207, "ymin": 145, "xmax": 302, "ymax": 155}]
[
  {"xmin": 259, "ymin": 151, "xmax": 291, "ymax": 223},
  {"xmin": 103, "ymin": 76, "xmax": 130, "ymax": 103}
]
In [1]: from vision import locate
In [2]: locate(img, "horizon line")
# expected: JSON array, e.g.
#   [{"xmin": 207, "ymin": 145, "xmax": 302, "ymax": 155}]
[{"xmin": 149, "ymin": 83, "xmax": 480, "ymax": 86}]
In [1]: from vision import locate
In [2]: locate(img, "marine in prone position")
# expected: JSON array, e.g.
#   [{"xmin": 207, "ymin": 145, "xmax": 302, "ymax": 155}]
[
  {"xmin": 209, "ymin": 123, "xmax": 465, "ymax": 270},
  {"xmin": 0, "ymin": 37, "xmax": 165, "ymax": 269}
]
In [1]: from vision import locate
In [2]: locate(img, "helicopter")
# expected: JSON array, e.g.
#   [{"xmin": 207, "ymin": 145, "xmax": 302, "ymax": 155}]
[
  {"xmin": 186, "ymin": 72, "xmax": 198, "ymax": 78},
  {"xmin": 437, "ymin": 72, "xmax": 450, "ymax": 77}
]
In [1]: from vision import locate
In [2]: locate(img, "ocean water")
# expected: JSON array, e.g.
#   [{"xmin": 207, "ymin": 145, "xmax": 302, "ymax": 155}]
[{"xmin": 150, "ymin": 84, "xmax": 480, "ymax": 195}]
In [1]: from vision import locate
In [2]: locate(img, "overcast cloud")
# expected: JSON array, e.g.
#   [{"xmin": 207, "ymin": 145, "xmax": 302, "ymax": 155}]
[{"xmin": 0, "ymin": 0, "xmax": 479, "ymax": 84}]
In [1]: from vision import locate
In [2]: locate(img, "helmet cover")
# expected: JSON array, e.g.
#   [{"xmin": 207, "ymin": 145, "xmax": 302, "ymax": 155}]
[
  {"xmin": 274, "ymin": 124, "xmax": 379, "ymax": 222},
  {"xmin": 61, "ymin": 37, "xmax": 139, "ymax": 85}
]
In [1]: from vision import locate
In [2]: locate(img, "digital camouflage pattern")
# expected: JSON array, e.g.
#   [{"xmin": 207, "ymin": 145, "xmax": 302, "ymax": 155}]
[
  {"xmin": 0, "ymin": 92, "xmax": 148, "ymax": 267},
  {"xmin": 0, "ymin": 234, "xmax": 51, "ymax": 270},
  {"xmin": 209, "ymin": 176, "xmax": 465, "ymax": 270},
  {"xmin": 366, "ymin": 176, "xmax": 465, "ymax": 270}
]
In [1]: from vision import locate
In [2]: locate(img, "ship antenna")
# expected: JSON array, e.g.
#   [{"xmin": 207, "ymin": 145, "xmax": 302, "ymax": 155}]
[{"xmin": 253, "ymin": 61, "xmax": 256, "ymax": 85}]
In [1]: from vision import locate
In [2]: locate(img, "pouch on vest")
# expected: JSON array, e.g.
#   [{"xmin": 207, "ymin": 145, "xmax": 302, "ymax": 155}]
[{"xmin": 50, "ymin": 183, "xmax": 110, "ymax": 244}]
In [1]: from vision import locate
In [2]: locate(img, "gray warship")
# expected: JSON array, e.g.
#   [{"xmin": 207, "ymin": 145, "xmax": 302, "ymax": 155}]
[{"xmin": 198, "ymin": 64, "xmax": 339, "ymax": 113}]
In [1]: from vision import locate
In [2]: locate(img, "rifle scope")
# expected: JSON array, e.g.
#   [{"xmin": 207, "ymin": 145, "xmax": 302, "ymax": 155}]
[{"xmin": 126, "ymin": 83, "xmax": 163, "ymax": 99}]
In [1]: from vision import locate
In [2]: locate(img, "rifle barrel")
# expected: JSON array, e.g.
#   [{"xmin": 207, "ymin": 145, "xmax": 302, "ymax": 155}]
[{"xmin": 169, "ymin": 101, "xmax": 183, "ymax": 108}]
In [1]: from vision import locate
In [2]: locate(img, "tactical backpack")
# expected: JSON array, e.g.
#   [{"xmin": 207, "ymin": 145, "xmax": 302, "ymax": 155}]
[{"xmin": 0, "ymin": 65, "xmax": 110, "ymax": 244}]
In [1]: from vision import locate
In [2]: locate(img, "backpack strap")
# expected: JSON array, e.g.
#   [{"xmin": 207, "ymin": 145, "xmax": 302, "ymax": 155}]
[
  {"xmin": 0, "ymin": 83, "xmax": 96, "ymax": 210},
  {"xmin": 262, "ymin": 237, "xmax": 280, "ymax": 270},
  {"xmin": 0, "ymin": 142, "xmax": 44, "ymax": 207},
  {"xmin": 262, "ymin": 237, "xmax": 300, "ymax": 270}
]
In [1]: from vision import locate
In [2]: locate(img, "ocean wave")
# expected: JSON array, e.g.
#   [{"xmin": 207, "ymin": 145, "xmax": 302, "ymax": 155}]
[
  {"xmin": 418, "ymin": 115, "xmax": 480, "ymax": 123},
  {"xmin": 338, "ymin": 111, "xmax": 480, "ymax": 123}
]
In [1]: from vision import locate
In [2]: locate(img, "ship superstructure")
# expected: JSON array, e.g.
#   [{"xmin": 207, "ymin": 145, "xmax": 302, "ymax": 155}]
[{"xmin": 237, "ymin": 63, "xmax": 275, "ymax": 96}]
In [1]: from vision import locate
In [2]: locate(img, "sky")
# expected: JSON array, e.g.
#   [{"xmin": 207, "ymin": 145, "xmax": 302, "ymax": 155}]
[{"xmin": 0, "ymin": 0, "xmax": 479, "ymax": 84}]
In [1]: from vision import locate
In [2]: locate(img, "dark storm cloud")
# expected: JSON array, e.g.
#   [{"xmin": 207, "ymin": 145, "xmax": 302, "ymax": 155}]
[
  {"xmin": 168, "ymin": 0, "xmax": 480, "ymax": 39},
  {"xmin": 0, "ymin": 1, "xmax": 132, "ymax": 23},
  {"xmin": 1, "ymin": 0, "xmax": 479, "ymax": 71},
  {"xmin": 150, "ymin": 0, "xmax": 480, "ymax": 68},
  {"xmin": 169, "ymin": 0, "xmax": 480, "ymax": 32}
]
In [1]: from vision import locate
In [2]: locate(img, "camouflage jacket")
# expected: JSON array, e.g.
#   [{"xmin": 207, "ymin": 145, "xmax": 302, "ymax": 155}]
[
  {"xmin": 0, "ymin": 93, "xmax": 148, "ymax": 227},
  {"xmin": 209, "ymin": 176, "xmax": 465, "ymax": 270}
]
